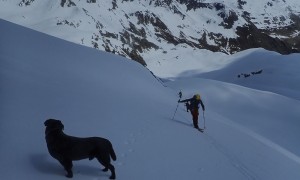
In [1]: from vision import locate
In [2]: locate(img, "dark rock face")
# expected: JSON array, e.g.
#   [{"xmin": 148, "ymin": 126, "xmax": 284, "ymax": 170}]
[
  {"xmin": 60, "ymin": 0, "xmax": 76, "ymax": 7},
  {"xmin": 19, "ymin": 0, "xmax": 35, "ymax": 6},
  {"xmin": 233, "ymin": 24, "xmax": 297, "ymax": 55},
  {"xmin": 262, "ymin": 13, "xmax": 300, "ymax": 52}
]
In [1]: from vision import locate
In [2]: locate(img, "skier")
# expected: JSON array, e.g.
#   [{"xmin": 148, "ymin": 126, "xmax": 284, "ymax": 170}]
[
  {"xmin": 178, "ymin": 91, "xmax": 182, "ymax": 99},
  {"xmin": 178, "ymin": 94, "xmax": 205, "ymax": 129}
]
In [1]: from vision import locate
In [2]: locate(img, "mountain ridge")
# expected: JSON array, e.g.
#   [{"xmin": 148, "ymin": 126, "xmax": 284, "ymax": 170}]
[{"xmin": 1, "ymin": 0, "xmax": 299, "ymax": 66}]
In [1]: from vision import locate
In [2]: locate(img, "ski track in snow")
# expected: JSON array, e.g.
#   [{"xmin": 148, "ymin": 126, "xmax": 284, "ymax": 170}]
[
  {"xmin": 202, "ymin": 132, "xmax": 259, "ymax": 180},
  {"xmin": 176, "ymin": 112, "xmax": 258, "ymax": 179},
  {"xmin": 177, "ymin": 108, "xmax": 300, "ymax": 180},
  {"xmin": 213, "ymin": 113, "xmax": 300, "ymax": 165}
]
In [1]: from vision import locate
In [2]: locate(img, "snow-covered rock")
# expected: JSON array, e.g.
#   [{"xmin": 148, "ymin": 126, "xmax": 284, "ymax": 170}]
[{"xmin": 1, "ymin": 0, "xmax": 299, "ymax": 66}]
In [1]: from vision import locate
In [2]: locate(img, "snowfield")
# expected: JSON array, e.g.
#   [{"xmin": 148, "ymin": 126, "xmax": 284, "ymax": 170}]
[{"xmin": 1, "ymin": 19, "xmax": 300, "ymax": 180}]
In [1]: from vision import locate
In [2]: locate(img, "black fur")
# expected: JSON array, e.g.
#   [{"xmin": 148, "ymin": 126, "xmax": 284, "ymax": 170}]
[{"xmin": 44, "ymin": 119, "xmax": 116, "ymax": 179}]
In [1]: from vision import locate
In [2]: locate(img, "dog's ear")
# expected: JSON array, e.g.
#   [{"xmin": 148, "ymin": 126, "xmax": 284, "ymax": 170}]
[{"xmin": 57, "ymin": 120, "xmax": 64, "ymax": 130}]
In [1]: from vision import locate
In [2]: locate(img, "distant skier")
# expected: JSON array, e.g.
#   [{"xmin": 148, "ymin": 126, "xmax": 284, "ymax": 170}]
[
  {"xmin": 178, "ymin": 91, "xmax": 182, "ymax": 99},
  {"xmin": 178, "ymin": 94, "xmax": 205, "ymax": 129}
]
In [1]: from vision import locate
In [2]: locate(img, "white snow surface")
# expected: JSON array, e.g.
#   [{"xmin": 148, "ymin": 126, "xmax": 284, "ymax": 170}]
[{"xmin": 1, "ymin": 19, "xmax": 300, "ymax": 180}]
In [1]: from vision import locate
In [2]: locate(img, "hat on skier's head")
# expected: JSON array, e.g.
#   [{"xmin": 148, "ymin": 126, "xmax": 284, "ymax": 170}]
[{"xmin": 194, "ymin": 94, "xmax": 201, "ymax": 100}]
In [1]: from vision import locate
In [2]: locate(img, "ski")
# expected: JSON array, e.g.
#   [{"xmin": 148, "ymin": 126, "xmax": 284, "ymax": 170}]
[{"xmin": 197, "ymin": 128, "xmax": 204, "ymax": 133}]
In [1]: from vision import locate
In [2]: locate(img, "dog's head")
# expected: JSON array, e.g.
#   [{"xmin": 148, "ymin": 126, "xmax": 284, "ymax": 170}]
[{"xmin": 44, "ymin": 119, "xmax": 64, "ymax": 131}]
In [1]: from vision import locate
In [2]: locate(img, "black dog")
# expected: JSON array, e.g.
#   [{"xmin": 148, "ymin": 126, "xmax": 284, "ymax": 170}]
[{"xmin": 44, "ymin": 119, "xmax": 116, "ymax": 179}]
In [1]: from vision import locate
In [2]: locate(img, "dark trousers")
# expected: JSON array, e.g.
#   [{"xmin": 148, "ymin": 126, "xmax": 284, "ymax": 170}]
[{"xmin": 191, "ymin": 109, "xmax": 199, "ymax": 128}]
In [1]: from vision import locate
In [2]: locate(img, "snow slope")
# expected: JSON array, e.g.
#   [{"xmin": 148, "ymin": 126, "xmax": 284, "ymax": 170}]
[
  {"xmin": 1, "ymin": 19, "xmax": 300, "ymax": 180},
  {"xmin": 195, "ymin": 49, "xmax": 300, "ymax": 100}
]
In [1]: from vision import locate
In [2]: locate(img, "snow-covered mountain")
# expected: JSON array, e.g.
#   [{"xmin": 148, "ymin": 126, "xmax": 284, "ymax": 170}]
[
  {"xmin": 1, "ymin": 18, "xmax": 300, "ymax": 180},
  {"xmin": 1, "ymin": 0, "xmax": 299, "ymax": 67}
]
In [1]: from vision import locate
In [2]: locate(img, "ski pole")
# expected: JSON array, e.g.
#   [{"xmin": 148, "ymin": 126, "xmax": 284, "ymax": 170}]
[
  {"xmin": 172, "ymin": 91, "xmax": 182, "ymax": 120},
  {"xmin": 203, "ymin": 111, "xmax": 206, "ymax": 129},
  {"xmin": 172, "ymin": 100, "xmax": 180, "ymax": 120}
]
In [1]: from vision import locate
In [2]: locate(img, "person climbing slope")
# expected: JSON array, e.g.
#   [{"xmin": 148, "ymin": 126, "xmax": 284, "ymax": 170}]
[{"xmin": 178, "ymin": 94, "xmax": 205, "ymax": 130}]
